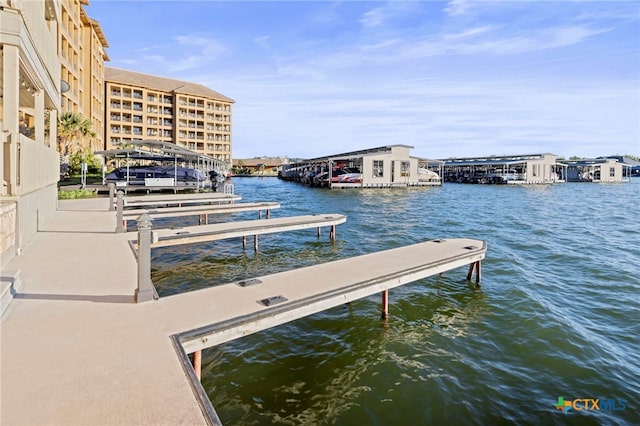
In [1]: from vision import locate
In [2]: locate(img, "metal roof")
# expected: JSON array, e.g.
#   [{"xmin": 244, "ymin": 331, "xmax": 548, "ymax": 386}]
[
  {"xmin": 299, "ymin": 145, "xmax": 415, "ymax": 163},
  {"xmin": 96, "ymin": 140, "xmax": 226, "ymax": 166},
  {"xmin": 560, "ymin": 158, "xmax": 631, "ymax": 167},
  {"xmin": 443, "ymin": 158, "xmax": 530, "ymax": 167}
]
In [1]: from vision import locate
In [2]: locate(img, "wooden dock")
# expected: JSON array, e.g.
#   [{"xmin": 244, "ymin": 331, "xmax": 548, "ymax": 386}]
[
  {"xmin": 169, "ymin": 238, "xmax": 485, "ymax": 351},
  {"xmin": 146, "ymin": 214, "xmax": 347, "ymax": 248},
  {"xmin": 114, "ymin": 192, "xmax": 244, "ymax": 233},
  {"xmin": 160, "ymin": 237, "xmax": 486, "ymax": 424},
  {"xmin": 120, "ymin": 201, "xmax": 281, "ymax": 229},
  {"xmin": 122, "ymin": 192, "xmax": 241, "ymax": 208}
]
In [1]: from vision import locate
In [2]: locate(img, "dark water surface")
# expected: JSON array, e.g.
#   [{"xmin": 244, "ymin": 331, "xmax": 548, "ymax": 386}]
[{"xmin": 153, "ymin": 177, "xmax": 639, "ymax": 425}]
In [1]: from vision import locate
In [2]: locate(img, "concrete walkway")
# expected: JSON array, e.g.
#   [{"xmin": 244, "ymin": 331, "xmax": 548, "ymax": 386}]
[{"xmin": 1, "ymin": 197, "xmax": 207, "ymax": 425}]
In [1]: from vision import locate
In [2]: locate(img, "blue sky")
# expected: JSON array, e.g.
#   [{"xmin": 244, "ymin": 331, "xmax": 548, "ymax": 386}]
[{"xmin": 88, "ymin": 0, "xmax": 640, "ymax": 160}]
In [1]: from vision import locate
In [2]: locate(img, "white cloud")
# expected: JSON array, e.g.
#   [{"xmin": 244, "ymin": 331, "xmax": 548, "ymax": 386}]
[
  {"xmin": 444, "ymin": 0, "xmax": 472, "ymax": 17},
  {"xmin": 443, "ymin": 26, "xmax": 496, "ymax": 41},
  {"xmin": 253, "ymin": 35, "xmax": 271, "ymax": 48},
  {"xmin": 142, "ymin": 54, "xmax": 165, "ymax": 63},
  {"xmin": 119, "ymin": 33, "xmax": 227, "ymax": 73},
  {"xmin": 360, "ymin": 6, "xmax": 387, "ymax": 28},
  {"xmin": 359, "ymin": 1, "xmax": 422, "ymax": 28},
  {"xmin": 165, "ymin": 33, "xmax": 227, "ymax": 72},
  {"xmin": 398, "ymin": 24, "xmax": 611, "ymax": 58}
]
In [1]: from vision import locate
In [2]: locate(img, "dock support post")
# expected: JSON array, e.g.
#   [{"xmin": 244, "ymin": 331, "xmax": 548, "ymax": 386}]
[
  {"xmin": 266, "ymin": 209, "xmax": 270, "ymax": 219},
  {"xmin": 135, "ymin": 214, "xmax": 156, "ymax": 303},
  {"xmin": 254, "ymin": 235, "xmax": 258, "ymax": 251},
  {"xmin": 192, "ymin": 350, "xmax": 202, "ymax": 381},
  {"xmin": 115, "ymin": 191, "xmax": 125, "ymax": 233},
  {"xmin": 466, "ymin": 261, "xmax": 482, "ymax": 284},
  {"xmin": 258, "ymin": 210, "xmax": 262, "ymax": 219},
  {"xmin": 242, "ymin": 236, "xmax": 247, "ymax": 249},
  {"xmin": 330, "ymin": 225, "xmax": 336, "ymax": 240},
  {"xmin": 108, "ymin": 183, "xmax": 115, "ymax": 211},
  {"xmin": 317, "ymin": 227, "xmax": 321, "ymax": 239},
  {"xmin": 381, "ymin": 290, "xmax": 389, "ymax": 319}
]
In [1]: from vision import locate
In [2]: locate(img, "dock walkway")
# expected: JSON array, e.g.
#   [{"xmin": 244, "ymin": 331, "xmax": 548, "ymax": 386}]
[
  {"xmin": 121, "ymin": 201, "xmax": 281, "ymax": 229},
  {"xmin": 148, "ymin": 214, "xmax": 346, "ymax": 248},
  {"xmin": 120, "ymin": 192, "xmax": 241, "ymax": 208},
  {"xmin": 1, "ymin": 197, "xmax": 486, "ymax": 425}
]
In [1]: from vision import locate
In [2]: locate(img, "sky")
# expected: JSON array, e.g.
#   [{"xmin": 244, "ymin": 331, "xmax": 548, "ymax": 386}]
[{"xmin": 88, "ymin": 0, "xmax": 640, "ymax": 160}]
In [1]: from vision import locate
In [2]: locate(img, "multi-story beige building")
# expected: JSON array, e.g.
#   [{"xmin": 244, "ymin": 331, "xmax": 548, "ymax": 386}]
[
  {"xmin": 58, "ymin": 0, "xmax": 109, "ymax": 152},
  {"xmin": 80, "ymin": 5, "xmax": 109, "ymax": 151},
  {"xmin": 104, "ymin": 67, "xmax": 234, "ymax": 163}
]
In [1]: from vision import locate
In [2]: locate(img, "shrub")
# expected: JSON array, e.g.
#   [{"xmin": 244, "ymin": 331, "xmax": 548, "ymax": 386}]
[
  {"xmin": 68, "ymin": 148, "xmax": 102, "ymax": 174},
  {"xmin": 58, "ymin": 189, "xmax": 97, "ymax": 200}
]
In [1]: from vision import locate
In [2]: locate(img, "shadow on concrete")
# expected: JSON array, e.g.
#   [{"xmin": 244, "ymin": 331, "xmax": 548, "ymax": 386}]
[
  {"xmin": 38, "ymin": 230, "xmax": 115, "ymax": 235},
  {"xmin": 15, "ymin": 293, "xmax": 134, "ymax": 303},
  {"xmin": 55, "ymin": 209, "xmax": 111, "ymax": 213}
]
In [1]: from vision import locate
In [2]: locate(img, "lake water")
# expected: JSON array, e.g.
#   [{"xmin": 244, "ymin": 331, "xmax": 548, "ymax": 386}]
[{"xmin": 152, "ymin": 177, "xmax": 639, "ymax": 425}]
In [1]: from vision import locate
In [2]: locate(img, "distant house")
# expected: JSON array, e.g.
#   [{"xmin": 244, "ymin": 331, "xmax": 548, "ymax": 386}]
[
  {"xmin": 232, "ymin": 157, "xmax": 289, "ymax": 176},
  {"xmin": 560, "ymin": 157, "xmax": 632, "ymax": 182}
]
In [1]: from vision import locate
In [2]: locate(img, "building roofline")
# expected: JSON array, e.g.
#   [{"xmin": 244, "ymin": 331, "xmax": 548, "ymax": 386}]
[
  {"xmin": 440, "ymin": 153, "xmax": 556, "ymax": 162},
  {"xmin": 105, "ymin": 67, "xmax": 234, "ymax": 103},
  {"xmin": 96, "ymin": 140, "xmax": 227, "ymax": 165},
  {"xmin": 559, "ymin": 158, "xmax": 631, "ymax": 166},
  {"xmin": 302, "ymin": 144, "xmax": 415, "ymax": 162}
]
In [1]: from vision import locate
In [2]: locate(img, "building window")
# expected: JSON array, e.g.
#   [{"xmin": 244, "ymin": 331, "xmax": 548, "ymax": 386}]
[
  {"xmin": 373, "ymin": 160, "xmax": 384, "ymax": 177},
  {"xmin": 401, "ymin": 161, "xmax": 410, "ymax": 177},
  {"xmin": 610, "ymin": 167, "xmax": 615, "ymax": 177}
]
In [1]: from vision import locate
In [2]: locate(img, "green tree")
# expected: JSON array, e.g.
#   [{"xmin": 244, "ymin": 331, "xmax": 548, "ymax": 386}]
[
  {"xmin": 57, "ymin": 112, "xmax": 96, "ymax": 156},
  {"xmin": 68, "ymin": 148, "xmax": 102, "ymax": 174}
]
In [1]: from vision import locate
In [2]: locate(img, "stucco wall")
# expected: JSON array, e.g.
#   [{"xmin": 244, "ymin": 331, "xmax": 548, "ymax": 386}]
[
  {"xmin": 0, "ymin": 202, "xmax": 17, "ymax": 268},
  {"xmin": 17, "ymin": 184, "xmax": 57, "ymax": 253},
  {"xmin": 19, "ymin": 133, "xmax": 60, "ymax": 195}
]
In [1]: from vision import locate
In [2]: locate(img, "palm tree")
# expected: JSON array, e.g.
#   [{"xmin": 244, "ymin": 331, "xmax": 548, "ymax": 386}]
[{"xmin": 57, "ymin": 112, "xmax": 97, "ymax": 156}]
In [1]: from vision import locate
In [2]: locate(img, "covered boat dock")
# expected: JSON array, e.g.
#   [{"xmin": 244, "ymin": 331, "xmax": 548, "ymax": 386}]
[
  {"xmin": 96, "ymin": 140, "xmax": 231, "ymax": 191},
  {"xmin": 280, "ymin": 145, "xmax": 443, "ymax": 188},
  {"xmin": 559, "ymin": 157, "xmax": 632, "ymax": 182},
  {"xmin": 441, "ymin": 153, "xmax": 566, "ymax": 184}
]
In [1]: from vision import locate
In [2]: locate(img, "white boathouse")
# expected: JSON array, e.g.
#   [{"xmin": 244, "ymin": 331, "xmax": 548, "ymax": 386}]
[
  {"xmin": 280, "ymin": 145, "xmax": 443, "ymax": 188},
  {"xmin": 441, "ymin": 153, "xmax": 566, "ymax": 184},
  {"xmin": 560, "ymin": 158, "xmax": 632, "ymax": 183}
]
